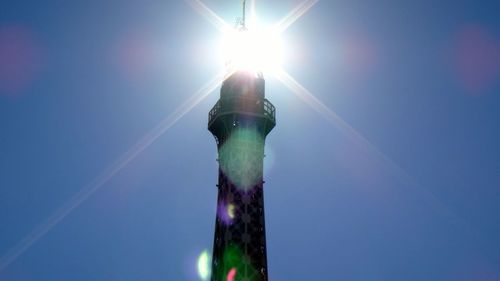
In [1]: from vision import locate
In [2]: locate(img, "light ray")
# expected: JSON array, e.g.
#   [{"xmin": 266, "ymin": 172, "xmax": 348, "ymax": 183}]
[
  {"xmin": 274, "ymin": 69, "xmax": 365, "ymax": 145},
  {"xmin": 274, "ymin": 69, "xmax": 472, "ymax": 227},
  {"xmin": 185, "ymin": 0, "xmax": 318, "ymax": 35},
  {"xmin": 0, "ymin": 72, "xmax": 223, "ymax": 273},
  {"xmin": 185, "ymin": 0, "xmax": 231, "ymax": 32},
  {"xmin": 274, "ymin": 0, "xmax": 319, "ymax": 33}
]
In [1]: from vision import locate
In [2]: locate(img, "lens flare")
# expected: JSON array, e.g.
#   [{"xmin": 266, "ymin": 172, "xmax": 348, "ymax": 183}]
[
  {"xmin": 218, "ymin": 128, "xmax": 264, "ymax": 191},
  {"xmin": 227, "ymin": 268, "xmax": 237, "ymax": 281},
  {"xmin": 197, "ymin": 250, "xmax": 211, "ymax": 280},
  {"xmin": 185, "ymin": 0, "xmax": 231, "ymax": 32},
  {"xmin": 451, "ymin": 25, "xmax": 500, "ymax": 95},
  {"xmin": 227, "ymin": 204, "xmax": 236, "ymax": 219},
  {"xmin": 274, "ymin": 0, "xmax": 319, "ymax": 33},
  {"xmin": 0, "ymin": 25, "xmax": 42, "ymax": 97},
  {"xmin": 274, "ymin": 68, "xmax": 472, "ymax": 232},
  {"xmin": 217, "ymin": 201, "xmax": 236, "ymax": 225},
  {"xmin": 217, "ymin": 246, "xmax": 258, "ymax": 281},
  {"xmin": 0, "ymin": 73, "xmax": 223, "ymax": 273}
]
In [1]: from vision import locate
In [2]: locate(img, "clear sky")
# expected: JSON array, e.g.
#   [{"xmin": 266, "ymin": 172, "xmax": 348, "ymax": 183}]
[{"xmin": 1, "ymin": 0, "xmax": 500, "ymax": 280}]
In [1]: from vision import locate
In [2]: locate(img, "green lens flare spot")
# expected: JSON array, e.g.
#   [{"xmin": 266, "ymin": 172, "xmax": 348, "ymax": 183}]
[
  {"xmin": 198, "ymin": 250, "xmax": 211, "ymax": 280},
  {"xmin": 219, "ymin": 128, "xmax": 264, "ymax": 190}
]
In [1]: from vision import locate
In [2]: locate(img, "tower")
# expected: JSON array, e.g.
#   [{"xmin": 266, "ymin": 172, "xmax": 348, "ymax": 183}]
[
  {"xmin": 208, "ymin": 70, "xmax": 275, "ymax": 281},
  {"xmin": 208, "ymin": 1, "xmax": 275, "ymax": 279}
]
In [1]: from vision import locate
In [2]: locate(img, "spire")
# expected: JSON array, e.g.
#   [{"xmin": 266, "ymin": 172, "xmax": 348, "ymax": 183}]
[
  {"xmin": 237, "ymin": 0, "xmax": 247, "ymax": 30},
  {"xmin": 242, "ymin": 0, "xmax": 246, "ymax": 28}
]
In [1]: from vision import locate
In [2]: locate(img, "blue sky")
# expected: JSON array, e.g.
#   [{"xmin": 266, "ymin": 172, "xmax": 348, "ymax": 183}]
[{"xmin": 1, "ymin": 0, "xmax": 500, "ymax": 280}]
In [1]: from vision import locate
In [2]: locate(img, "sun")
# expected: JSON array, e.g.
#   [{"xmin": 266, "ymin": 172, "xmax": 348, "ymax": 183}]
[
  {"xmin": 187, "ymin": 0, "xmax": 318, "ymax": 78},
  {"xmin": 218, "ymin": 25, "xmax": 284, "ymax": 77}
]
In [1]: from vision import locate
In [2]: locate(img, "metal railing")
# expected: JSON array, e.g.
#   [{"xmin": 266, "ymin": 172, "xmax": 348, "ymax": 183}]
[{"xmin": 209, "ymin": 97, "xmax": 275, "ymax": 125}]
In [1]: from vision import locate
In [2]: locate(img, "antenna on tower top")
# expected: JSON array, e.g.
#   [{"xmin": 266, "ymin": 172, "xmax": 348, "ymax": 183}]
[
  {"xmin": 236, "ymin": 0, "xmax": 247, "ymax": 30},
  {"xmin": 242, "ymin": 0, "xmax": 246, "ymax": 28}
]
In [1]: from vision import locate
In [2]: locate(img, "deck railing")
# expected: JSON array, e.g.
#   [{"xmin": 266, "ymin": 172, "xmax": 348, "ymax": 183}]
[{"xmin": 209, "ymin": 97, "xmax": 275, "ymax": 125}]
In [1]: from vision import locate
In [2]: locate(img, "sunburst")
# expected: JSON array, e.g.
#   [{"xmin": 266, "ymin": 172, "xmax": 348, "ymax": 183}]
[
  {"xmin": 187, "ymin": 0, "xmax": 318, "ymax": 77},
  {"xmin": 186, "ymin": 0, "xmax": 467, "ymax": 245}
]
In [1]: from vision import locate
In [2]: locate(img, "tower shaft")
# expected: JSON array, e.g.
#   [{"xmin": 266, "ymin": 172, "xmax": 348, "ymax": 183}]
[{"xmin": 208, "ymin": 72, "xmax": 275, "ymax": 281}]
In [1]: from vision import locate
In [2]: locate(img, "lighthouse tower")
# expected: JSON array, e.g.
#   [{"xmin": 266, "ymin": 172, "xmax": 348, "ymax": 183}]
[
  {"xmin": 208, "ymin": 69, "xmax": 275, "ymax": 281},
  {"xmin": 207, "ymin": 2, "xmax": 276, "ymax": 279}
]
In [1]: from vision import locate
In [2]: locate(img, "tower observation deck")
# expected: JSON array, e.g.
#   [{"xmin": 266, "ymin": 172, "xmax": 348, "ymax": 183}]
[{"xmin": 208, "ymin": 70, "xmax": 275, "ymax": 281}]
